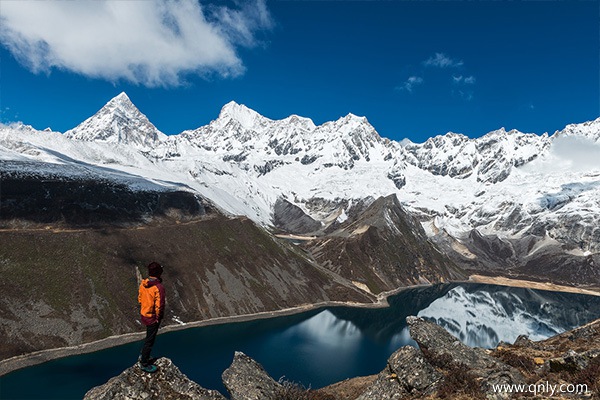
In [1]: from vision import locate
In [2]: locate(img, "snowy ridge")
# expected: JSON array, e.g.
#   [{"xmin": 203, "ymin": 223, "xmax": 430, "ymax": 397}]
[
  {"xmin": 403, "ymin": 128, "xmax": 551, "ymax": 183},
  {"xmin": 1, "ymin": 93, "xmax": 600, "ymax": 255},
  {"xmin": 557, "ymin": 117, "xmax": 600, "ymax": 142}
]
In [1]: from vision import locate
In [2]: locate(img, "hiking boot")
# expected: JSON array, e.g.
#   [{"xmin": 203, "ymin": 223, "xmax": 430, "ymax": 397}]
[{"xmin": 139, "ymin": 364, "xmax": 158, "ymax": 373}]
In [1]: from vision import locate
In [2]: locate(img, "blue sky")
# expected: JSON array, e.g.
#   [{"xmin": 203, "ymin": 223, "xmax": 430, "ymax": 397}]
[{"xmin": 0, "ymin": 0, "xmax": 598, "ymax": 143}]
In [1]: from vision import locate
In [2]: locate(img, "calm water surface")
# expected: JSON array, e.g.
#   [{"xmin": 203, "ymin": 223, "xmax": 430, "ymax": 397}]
[{"xmin": 2, "ymin": 283, "xmax": 600, "ymax": 400}]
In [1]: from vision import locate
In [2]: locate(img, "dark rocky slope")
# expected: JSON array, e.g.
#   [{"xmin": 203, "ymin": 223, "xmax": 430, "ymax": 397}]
[
  {"xmin": 0, "ymin": 165, "xmax": 207, "ymax": 227},
  {"xmin": 0, "ymin": 214, "xmax": 372, "ymax": 360},
  {"xmin": 304, "ymin": 195, "xmax": 465, "ymax": 294},
  {"xmin": 84, "ymin": 317, "xmax": 600, "ymax": 399},
  {"xmin": 0, "ymin": 172, "xmax": 371, "ymax": 360}
]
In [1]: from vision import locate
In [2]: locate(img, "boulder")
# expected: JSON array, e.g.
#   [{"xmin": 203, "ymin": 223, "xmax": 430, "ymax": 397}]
[
  {"xmin": 513, "ymin": 334, "xmax": 534, "ymax": 348},
  {"xmin": 221, "ymin": 351, "xmax": 282, "ymax": 400},
  {"xmin": 83, "ymin": 358, "xmax": 225, "ymax": 400},
  {"xmin": 548, "ymin": 349, "xmax": 600, "ymax": 372},
  {"xmin": 357, "ymin": 346, "xmax": 441, "ymax": 400}
]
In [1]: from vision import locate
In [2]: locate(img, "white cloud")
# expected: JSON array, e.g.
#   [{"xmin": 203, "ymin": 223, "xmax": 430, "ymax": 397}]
[
  {"xmin": 549, "ymin": 135, "xmax": 600, "ymax": 171},
  {"xmin": 452, "ymin": 75, "xmax": 475, "ymax": 85},
  {"xmin": 398, "ymin": 76, "xmax": 423, "ymax": 92},
  {"xmin": 524, "ymin": 135, "xmax": 600, "ymax": 173},
  {"xmin": 424, "ymin": 53, "xmax": 463, "ymax": 68},
  {"xmin": 0, "ymin": 0, "xmax": 273, "ymax": 87}
]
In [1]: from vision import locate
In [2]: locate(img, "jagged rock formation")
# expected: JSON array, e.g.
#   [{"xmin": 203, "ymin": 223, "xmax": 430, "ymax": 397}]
[
  {"xmin": 83, "ymin": 358, "xmax": 225, "ymax": 400},
  {"xmin": 84, "ymin": 317, "xmax": 600, "ymax": 399},
  {"xmin": 221, "ymin": 351, "xmax": 282, "ymax": 400},
  {"xmin": 492, "ymin": 318, "xmax": 600, "ymax": 396}
]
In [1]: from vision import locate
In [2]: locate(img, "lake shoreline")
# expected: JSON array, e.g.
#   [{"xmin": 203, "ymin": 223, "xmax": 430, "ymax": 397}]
[
  {"xmin": 0, "ymin": 284, "xmax": 414, "ymax": 377},
  {"xmin": 2, "ymin": 276, "xmax": 598, "ymax": 377},
  {"xmin": 467, "ymin": 274, "xmax": 600, "ymax": 296}
]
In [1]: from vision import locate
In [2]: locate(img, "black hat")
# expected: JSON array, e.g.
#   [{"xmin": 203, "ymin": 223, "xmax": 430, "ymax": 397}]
[{"xmin": 147, "ymin": 262, "xmax": 163, "ymax": 277}]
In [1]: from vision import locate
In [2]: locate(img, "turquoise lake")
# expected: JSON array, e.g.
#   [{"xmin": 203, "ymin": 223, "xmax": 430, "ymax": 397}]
[{"xmin": 2, "ymin": 283, "xmax": 600, "ymax": 400}]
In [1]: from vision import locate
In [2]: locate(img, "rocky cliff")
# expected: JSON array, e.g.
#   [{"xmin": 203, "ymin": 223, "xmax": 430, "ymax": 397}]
[{"xmin": 84, "ymin": 317, "xmax": 600, "ymax": 399}]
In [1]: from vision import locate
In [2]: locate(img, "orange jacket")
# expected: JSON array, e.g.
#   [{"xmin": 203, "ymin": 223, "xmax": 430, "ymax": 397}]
[{"xmin": 138, "ymin": 278, "xmax": 165, "ymax": 326}]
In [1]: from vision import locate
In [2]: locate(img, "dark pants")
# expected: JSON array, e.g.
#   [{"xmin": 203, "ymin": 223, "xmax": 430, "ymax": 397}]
[{"xmin": 140, "ymin": 322, "xmax": 160, "ymax": 365}]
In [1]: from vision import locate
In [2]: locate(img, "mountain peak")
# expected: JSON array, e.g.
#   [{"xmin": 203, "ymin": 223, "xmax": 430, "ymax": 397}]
[
  {"xmin": 65, "ymin": 93, "xmax": 165, "ymax": 147},
  {"xmin": 283, "ymin": 114, "xmax": 317, "ymax": 131},
  {"xmin": 112, "ymin": 91, "xmax": 130, "ymax": 101},
  {"xmin": 107, "ymin": 92, "xmax": 133, "ymax": 107},
  {"xmin": 345, "ymin": 112, "xmax": 367, "ymax": 122},
  {"xmin": 216, "ymin": 101, "xmax": 267, "ymax": 131}
]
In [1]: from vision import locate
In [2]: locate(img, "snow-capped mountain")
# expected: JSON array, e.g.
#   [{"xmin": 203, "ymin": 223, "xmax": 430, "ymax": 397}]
[
  {"xmin": 65, "ymin": 92, "xmax": 166, "ymax": 149},
  {"xmin": 1, "ymin": 93, "xmax": 600, "ymax": 285}
]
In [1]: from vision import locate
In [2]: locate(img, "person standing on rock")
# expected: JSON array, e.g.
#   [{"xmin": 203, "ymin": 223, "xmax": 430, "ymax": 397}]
[{"xmin": 138, "ymin": 262, "xmax": 165, "ymax": 373}]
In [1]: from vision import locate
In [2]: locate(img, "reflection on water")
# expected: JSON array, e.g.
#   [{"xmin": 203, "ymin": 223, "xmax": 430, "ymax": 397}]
[
  {"xmin": 2, "ymin": 283, "xmax": 600, "ymax": 400},
  {"xmin": 418, "ymin": 285, "xmax": 600, "ymax": 348}
]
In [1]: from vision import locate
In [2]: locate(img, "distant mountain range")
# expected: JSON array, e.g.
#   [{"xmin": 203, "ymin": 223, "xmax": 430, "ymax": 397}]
[{"xmin": 1, "ymin": 92, "xmax": 600, "ymax": 287}]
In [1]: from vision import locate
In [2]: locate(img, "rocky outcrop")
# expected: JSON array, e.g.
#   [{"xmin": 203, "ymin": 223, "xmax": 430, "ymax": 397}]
[
  {"xmin": 221, "ymin": 351, "xmax": 282, "ymax": 400},
  {"xmin": 83, "ymin": 358, "xmax": 225, "ymax": 400},
  {"xmin": 492, "ymin": 318, "xmax": 600, "ymax": 395},
  {"xmin": 356, "ymin": 346, "xmax": 441, "ymax": 399},
  {"xmin": 272, "ymin": 197, "xmax": 321, "ymax": 234},
  {"xmin": 352, "ymin": 317, "xmax": 524, "ymax": 400}
]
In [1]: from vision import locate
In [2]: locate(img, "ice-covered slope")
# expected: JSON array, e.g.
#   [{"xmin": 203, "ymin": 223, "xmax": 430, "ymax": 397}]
[{"xmin": 1, "ymin": 93, "xmax": 600, "ymax": 279}]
